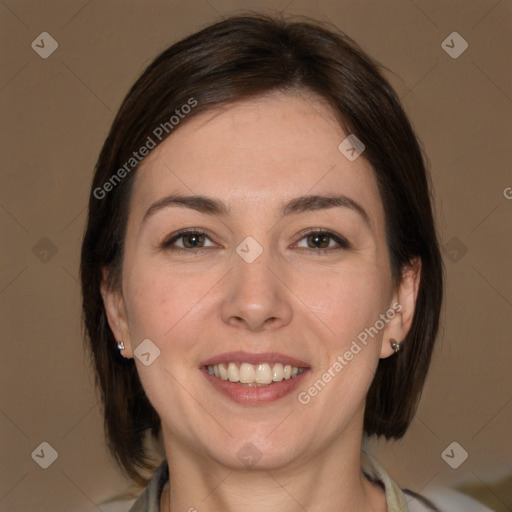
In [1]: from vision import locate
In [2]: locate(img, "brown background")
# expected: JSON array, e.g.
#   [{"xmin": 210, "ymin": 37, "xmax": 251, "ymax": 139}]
[{"xmin": 1, "ymin": 1, "xmax": 511, "ymax": 511}]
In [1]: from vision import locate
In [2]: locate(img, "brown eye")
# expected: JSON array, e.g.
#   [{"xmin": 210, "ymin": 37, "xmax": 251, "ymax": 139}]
[
  {"xmin": 181, "ymin": 232, "xmax": 206, "ymax": 248},
  {"xmin": 295, "ymin": 230, "xmax": 350, "ymax": 253},
  {"xmin": 307, "ymin": 233, "xmax": 331, "ymax": 249},
  {"xmin": 162, "ymin": 230, "xmax": 214, "ymax": 251}
]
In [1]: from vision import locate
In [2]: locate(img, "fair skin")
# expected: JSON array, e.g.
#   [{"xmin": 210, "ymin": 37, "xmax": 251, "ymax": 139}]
[{"xmin": 102, "ymin": 91, "xmax": 420, "ymax": 512}]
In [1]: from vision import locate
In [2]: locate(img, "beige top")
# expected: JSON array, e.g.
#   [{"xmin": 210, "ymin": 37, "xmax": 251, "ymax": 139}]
[
  {"xmin": 361, "ymin": 451, "xmax": 410, "ymax": 511},
  {"xmin": 127, "ymin": 451, "xmax": 419, "ymax": 512}
]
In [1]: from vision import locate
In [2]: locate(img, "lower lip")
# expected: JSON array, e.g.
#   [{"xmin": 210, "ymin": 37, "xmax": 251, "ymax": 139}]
[{"xmin": 201, "ymin": 368, "xmax": 309, "ymax": 405}]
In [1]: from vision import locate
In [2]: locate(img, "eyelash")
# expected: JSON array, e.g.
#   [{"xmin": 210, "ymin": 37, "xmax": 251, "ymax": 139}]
[{"xmin": 161, "ymin": 228, "xmax": 350, "ymax": 254}]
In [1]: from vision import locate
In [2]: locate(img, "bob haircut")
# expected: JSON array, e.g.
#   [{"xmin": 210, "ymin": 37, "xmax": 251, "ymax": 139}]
[{"xmin": 80, "ymin": 13, "xmax": 444, "ymax": 486}]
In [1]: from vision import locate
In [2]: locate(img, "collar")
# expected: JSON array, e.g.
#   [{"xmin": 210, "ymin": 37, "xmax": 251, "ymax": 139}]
[{"xmin": 128, "ymin": 452, "xmax": 409, "ymax": 512}]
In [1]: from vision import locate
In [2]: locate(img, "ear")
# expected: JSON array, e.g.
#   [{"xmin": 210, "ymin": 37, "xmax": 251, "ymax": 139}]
[
  {"xmin": 100, "ymin": 267, "xmax": 134, "ymax": 358},
  {"xmin": 380, "ymin": 257, "xmax": 422, "ymax": 358}
]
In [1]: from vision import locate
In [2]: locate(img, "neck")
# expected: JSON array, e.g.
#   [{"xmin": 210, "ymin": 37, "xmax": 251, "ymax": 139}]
[{"xmin": 159, "ymin": 427, "xmax": 387, "ymax": 512}]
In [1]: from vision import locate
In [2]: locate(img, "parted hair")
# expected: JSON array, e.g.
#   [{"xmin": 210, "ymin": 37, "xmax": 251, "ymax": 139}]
[{"xmin": 80, "ymin": 13, "xmax": 444, "ymax": 486}]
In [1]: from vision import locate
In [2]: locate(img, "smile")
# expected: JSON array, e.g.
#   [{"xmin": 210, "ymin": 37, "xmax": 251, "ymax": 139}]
[
  {"xmin": 200, "ymin": 352, "xmax": 310, "ymax": 405},
  {"xmin": 206, "ymin": 362, "xmax": 305, "ymax": 386}
]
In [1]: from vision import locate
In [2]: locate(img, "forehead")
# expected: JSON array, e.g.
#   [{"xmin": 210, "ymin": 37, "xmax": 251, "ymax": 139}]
[{"xmin": 130, "ymin": 92, "xmax": 384, "ymax": 225}]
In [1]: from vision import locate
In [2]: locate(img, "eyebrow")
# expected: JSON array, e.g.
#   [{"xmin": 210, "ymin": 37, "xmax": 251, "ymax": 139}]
[{"xmin": 142, "ymin": 193, "xmax": 372, "ymax": 231}]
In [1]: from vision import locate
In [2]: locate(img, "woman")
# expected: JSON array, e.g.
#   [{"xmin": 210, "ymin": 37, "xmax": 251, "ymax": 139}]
[{"xmin": 81, "ymin": 14, "xmax": 444, "ymax": 512}]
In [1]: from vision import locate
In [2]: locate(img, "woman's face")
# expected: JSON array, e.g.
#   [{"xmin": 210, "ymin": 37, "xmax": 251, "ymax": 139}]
[{"xmin": 103, "ymin": 92, "xmax": 416, "ymax": 470}]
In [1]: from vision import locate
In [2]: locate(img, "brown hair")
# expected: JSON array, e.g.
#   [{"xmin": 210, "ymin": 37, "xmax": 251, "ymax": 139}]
[{"xmin": 80, "ymin": 13, "xmax": 444, "ymax": 486}]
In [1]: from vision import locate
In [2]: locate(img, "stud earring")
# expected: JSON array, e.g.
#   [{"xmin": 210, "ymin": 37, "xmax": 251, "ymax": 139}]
[
  {"xmin": 117, "ymin": 341, "xmax": 125, "ymax": 351},
  {"xmin": 390, "ymin": 338, "xmax": 401, "ymax": 353}
]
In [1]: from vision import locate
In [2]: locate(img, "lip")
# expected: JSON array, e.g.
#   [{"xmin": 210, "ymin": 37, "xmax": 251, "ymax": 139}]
[
  {"xmin": 200, "ymin": 351, "xmax": 310, "ymax": 368},
  {"xmin": 201, "ymin": 367, "xmax": 310, "ymax": 405},
  {"xmin": 200, "ymin": 351, "xmax": 311, "ymax": 406}
]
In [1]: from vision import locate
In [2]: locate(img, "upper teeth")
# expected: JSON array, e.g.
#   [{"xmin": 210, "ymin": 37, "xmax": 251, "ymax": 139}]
[{"xmin": 206, "ymin": 362, "xmax": 304, "ymax": 385}]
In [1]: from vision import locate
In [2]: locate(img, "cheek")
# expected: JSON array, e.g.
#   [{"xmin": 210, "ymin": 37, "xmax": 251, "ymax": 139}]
[
  {"xmin": 294, "ymin": 271, "xmax": 386, "ymax": 431},
  {"xmin": 300, "ymin": 264, "xmax": 388, "ymax": 349},
  {"xmin": 121, "ymin": 265, "xmax": 214, "ymax": 412},
  {"xmin": 123, "ymin": 256, "xmax": 389, "ymax": 353},
  {"xmin": 123, "ymin": 261, "xmax": 219, "ymax": 355}
]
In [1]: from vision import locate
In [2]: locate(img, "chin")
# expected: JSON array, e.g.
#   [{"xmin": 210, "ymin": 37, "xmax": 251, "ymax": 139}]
[{"xmin": 201, "ymin": 430, "xmax": 306, "ymax": 471}]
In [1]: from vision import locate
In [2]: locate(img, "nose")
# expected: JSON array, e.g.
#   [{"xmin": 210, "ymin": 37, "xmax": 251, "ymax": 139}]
[{"xmin": 219, "ymin": 245, "xmax": 293, "ymax": 332}]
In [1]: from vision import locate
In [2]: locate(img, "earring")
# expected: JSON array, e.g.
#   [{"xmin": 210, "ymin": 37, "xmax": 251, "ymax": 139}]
[
  {"xmin": 117, "ymin": 341, "xmax": 125, "ymax": 351},
  {"xmin": 390, "ymin": 338, "xmax": 401, "ymax": 353}
]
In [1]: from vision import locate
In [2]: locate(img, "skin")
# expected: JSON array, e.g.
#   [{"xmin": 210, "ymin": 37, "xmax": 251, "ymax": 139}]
[{"xmin": 101, "ymin": 91, "xmax": 421, "ymax": 512}]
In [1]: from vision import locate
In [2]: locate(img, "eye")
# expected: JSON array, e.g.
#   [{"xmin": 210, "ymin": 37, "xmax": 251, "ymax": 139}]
[
  {"xmin": 161, "ymin": 228, "xmax": 350, "ymax": 255},
  {"xmin": 161, "ymin": 229, "xmax": 216, "ymax": 252},
  {"xmin": 294, "ymin": 230, "xmax": 350, "ymax": 253}
]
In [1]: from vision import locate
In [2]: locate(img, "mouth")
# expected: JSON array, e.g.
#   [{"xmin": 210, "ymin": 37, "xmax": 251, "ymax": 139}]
[
  {"xmin": 205, "ymin": 362, "xmax": 305, "ymax": 386},
  {"xmin": 200, "ymin": 352, "xmax": 310, "ymax": 405}
]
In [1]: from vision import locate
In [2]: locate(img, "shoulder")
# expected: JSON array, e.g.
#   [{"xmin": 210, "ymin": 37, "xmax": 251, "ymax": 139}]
[
  {"xmin": 362, "ymin": 452, "xmax": 498, "ymax": 512},
  {"xmin": 126, "ymin": 460, "xmax": 169, "ymax": 512},
  {"xmin": 406, "ymin": 487, "xmax": 498, "ymax": 512},
  {"xmin": 404, "ymin": 489, "xmax": 441, "ymax": 512},
  {"xmin": 361, "ymin": 451, "xmax": 440, "ymax": 512}
]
